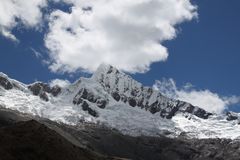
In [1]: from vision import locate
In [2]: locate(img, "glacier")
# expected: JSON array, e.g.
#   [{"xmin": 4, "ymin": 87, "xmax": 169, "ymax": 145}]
[{"xmin": 0, "ymin": 64, "xmax": 240, "ymax": 139}]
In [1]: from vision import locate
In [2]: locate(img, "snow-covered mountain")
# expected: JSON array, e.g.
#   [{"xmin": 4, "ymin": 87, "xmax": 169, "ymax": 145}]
[{"xmin": 0, "ymin": 64, "xmax": 240, "ymax": 139}]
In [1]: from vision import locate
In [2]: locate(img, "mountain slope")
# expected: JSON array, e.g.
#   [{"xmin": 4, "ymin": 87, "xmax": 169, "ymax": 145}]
[
  {"xmin": 0, "ymin": 107, "xmax": 240, "ymax": 160},
  {"xmin": 0, "ymin": 65, "xmax": 240, "ymax": 139},
  {"xmin": 0, "ymin": 120, "xmax": 123, "ymax": 160}
]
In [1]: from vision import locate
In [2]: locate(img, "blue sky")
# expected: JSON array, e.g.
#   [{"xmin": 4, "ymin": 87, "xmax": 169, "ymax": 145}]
[
  {"xmin": 135, "ymin": 0, "xmax": 240, "ymax": 94},
  {"xmin": 0, "ymin": 0, "xmax": 239, "ymax": 112}
]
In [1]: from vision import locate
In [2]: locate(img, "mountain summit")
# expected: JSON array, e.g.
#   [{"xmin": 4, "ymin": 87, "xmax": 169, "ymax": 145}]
[
  {"xmin": 92, "ymin": 64, "xmax": 212, "ymax": 119},
  {"xmin": 0, "ymin": 65, "xmax": 240, "ymax": 138}
]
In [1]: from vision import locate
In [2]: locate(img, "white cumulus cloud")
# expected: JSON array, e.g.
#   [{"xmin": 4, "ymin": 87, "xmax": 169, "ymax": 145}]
[
  {"xmin": 0, "ymin": 0, "xmax": 47, "ymax": 41},
  {"xmin": 49, "ymin": 79, "xmax": 71, "ymax": 88},
  {"xmin": 153, "ymin": 78, "xmax": 240, "ymax": 114},
  {"xmin": 45, "ymin": 0, "xmax": 197, "ymax": 73}
]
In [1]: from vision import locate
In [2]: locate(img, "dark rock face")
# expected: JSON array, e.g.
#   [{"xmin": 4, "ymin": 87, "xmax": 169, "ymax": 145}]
[
  {"xmin": 166, "ymin": 101, "xmax": 211, "ymax": 119},
  {"xmin": 227, "ymin": 116, "xmax": 238, "ymax": 121},
  {"xmin": 149, "ymin": 106, "xmax": 160, "ymax": 114},
  {"xmin": 96, "ymin": 99, "xmax": 107, "ymax": 109},
  {"xmin": 28, "ymin": 82, "xmax": 51, "ymax": 95},
  {"xmin": 39, "ymin": 92, "xmax": 49, "ymax": 101},
  {"xmin": 120, "ymin": 95, "xmax": 128, "ymax": 103},
  {"xmin": 109, "ymin": 87, "xmax": 212, "ymax": 119},
  {"xmin": 28, "ymin": 83, "xmax": 62, "ymax": 101},
  {"xmin": 81, "ymin": 101, "xmax": 98, "ymax": 117},
  {"xmin": 111, "ymin": 92, "xmax": 120, "ymax": 101},
  {"xmin": 72, "ymin": 89, "xmax": 102, "ymax": 117},
  {"xmin": 73, "ymin": 97, "xmax": 83, "ymax": 105},
  {"xmin": 88, "ymin": 108, "xmax": 98, "ymax": 117},
  {"xmin": 96, "ymin": 65, "xmax": 213, "ymax": 120},
  {"xmin": 82, "ymin": 101, "xmax": 89, "ymax": 111},
  {"xmin": 29, "ymin": 83, "xmax": 42, "ymax": 96},
  {"xmin": 107, "ymin": 66, "xmax": 114, "ymax": 74},
  {"xmin": 175, "ymin": 101, "xmax": 213, "ymax": 120},
  {"xmin": 185, "ymin": 105, "xmax": 195, "ymax": 113},
  {"xmin": 193, "ymin": 108, "xmax": 212, "ymax": 119},
  {"xmin": 165, "ymin": 106, "xmax": 180, "ymax": 119},
  {"xmin": 0, "ymin": 76, "xmax": 13, "ymax": 90},
  {"xmin": 128, "ymin": 98, "xmax": 137, "ymax": 107},
  {"xmin": 149, "ymin": 101, "xmax": 160, "ymax": 114},
  {"xmin": 51, "ymin": 85, "xmax": 61, "ymax": 97},
  {"xmin": 81, "ymin": 88, "xmax": 89, "ymax": 99},
  {"xmin": 226, "ymin": 112, "xmax": 239, "ymax": 121},
  {"xmin": 28, "ymin": 83, "xmax": 49, "ymax": 101},
  {"xmin": 152, "ymin": 101, "xmax": 213, "ymax": 119},
  {"xmin": 73, "ymin": 88, "xmax": 108, "ymax": 110}
]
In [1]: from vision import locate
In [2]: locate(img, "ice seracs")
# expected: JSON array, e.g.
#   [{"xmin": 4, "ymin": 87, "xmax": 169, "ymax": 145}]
[{"xmin": 0, "ymin": 65, "xmax": 240, "ymax": 139}]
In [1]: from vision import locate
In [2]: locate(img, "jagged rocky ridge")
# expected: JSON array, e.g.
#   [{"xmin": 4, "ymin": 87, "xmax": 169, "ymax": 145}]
[
  {"xmin": 89, "ymin": 64, "xmax": 212, "ymax": 119},
  {"xmin": 28, "ymin": 82, "xmax": 61, "ymax": 101},
  {"xmin": 0, "ymin": 65, "xmax": 214, "ymax": 119},
  {"xmin": 0, "ymin": 65, "xmax": 240, "ymax": 139}
]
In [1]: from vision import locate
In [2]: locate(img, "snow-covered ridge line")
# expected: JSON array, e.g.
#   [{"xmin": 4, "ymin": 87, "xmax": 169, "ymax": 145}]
[
  {"xmin": 1, "ymin": 64, "xmax": 240, "ymax": 139},
  {"xmin": 90, "ymin": 64, "xmax": 213, "ymax": 119}
]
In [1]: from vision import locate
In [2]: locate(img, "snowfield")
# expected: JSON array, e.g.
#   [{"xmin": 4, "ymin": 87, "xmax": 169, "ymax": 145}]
[{"xmin": 0, "ymin": 65, "xmax": 240, "ymax": 139}]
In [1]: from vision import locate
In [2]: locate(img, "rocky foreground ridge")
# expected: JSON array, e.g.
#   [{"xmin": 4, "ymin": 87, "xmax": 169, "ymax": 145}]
[{"xmin": 0, "ymin": 107, "xmax": 240, "ymax": 160}]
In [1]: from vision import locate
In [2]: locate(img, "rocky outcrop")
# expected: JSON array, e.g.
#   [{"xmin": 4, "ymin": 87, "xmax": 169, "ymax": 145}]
[
  {"xmin": 81, "ymin": 101, "xmax": 98, "ymax": 117},
  {"xmin": 193, "ymin": 107, "xmax": 212, "ymax": 119},
  {"xmin": 128, "ymin": 97, "xmax": 137, "ymax": 107},
  {"xmin": 226, "ymin": 112, "xmax": 239, "ymax": 121},
  {"xmin": 111, "ymin": 92, "xmax": 120, "ymax": 101},
  {"xmin": 73, "ymin": 99, "xmax": 98, "ymax": 117},
  {"xmin": 39, "ymin": 92, "xmax": 49, "ymax": 101},
  {"xmin": 28, "ymin": 82, "xmax": 50, "ymax": 101},
  {"xmin": 176, "ymin": 101, "xmax": 212, "ymax": 119},
  {"xmin": 28, "ymin": 82, "xmax": 51, "ymax": 95},
  {"xmin": 0, "ymin": 76, "xmax": 13, "ymax": 90},
  {"xmin": 51, "ymin": 85, "xmax": 62, "ymax": 97},
  {"xmin": 28, "ymin": 83, "xmax": 62, "ymax": 101},
  {"xmin": 73, "ymin": 88, "xmax": 108, "ymax": 109},
  {"xmin": 92, "ymin": 64, "xmax": 213, "ymax": 120}
]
